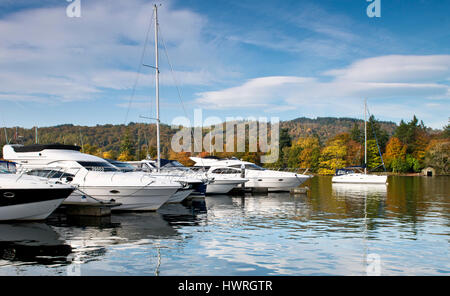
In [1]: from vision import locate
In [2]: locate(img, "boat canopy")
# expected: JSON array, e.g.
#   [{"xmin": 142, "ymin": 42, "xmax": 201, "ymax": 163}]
[
  {"xmin": 12, "ymin": 144, "xmax": 81, "ymax": 153},
  {"xmin": 335, "ymin": 166, "xmax": 365, "ymax": 176}
]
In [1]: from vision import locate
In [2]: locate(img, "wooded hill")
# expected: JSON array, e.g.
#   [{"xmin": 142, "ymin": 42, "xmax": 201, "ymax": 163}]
[
  {"xmin": 1, "ymin": 116, "xmax": 447, "ymax": 175},
  {"xmin": 0, "ymin": 117, "xmax": 397, "ymax": 158}
]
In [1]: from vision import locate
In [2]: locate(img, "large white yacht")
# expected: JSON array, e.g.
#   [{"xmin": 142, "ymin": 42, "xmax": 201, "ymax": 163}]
[
  {"xmin": 0, "ymin": 161, "xmax": 74, "ymax": 221},
  {"xmin": 190, "ymin": 156, "xmax": 311, "ymax": 192},
  {"xmin": 2, "ymin": 144, "xmax": 182, "ymax": 211}
]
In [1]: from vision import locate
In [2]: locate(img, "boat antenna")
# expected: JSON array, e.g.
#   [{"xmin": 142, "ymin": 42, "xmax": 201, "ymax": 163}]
[{"xmin": 35, "ymin": 126, "xmax": 38, "ymax": 144}]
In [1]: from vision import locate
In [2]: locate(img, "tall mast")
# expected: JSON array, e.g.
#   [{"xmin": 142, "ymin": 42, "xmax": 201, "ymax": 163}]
[
  {"xmin": 154, "ymin": 4, "xmax": 161, "ymax": 172},
  {"xmin": 364, "ymin": 99, "xmax": 367, "ymax": 175}
]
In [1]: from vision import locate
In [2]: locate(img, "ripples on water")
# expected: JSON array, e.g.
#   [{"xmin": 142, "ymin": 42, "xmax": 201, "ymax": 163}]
[{"xmin": 0, "ymin": 176, "xmax": 448, "ymax": 276}]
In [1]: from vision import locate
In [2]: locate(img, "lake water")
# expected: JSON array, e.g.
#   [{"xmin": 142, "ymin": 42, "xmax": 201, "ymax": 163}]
[{"xmin": 0, "ymin": 176, "xmax": 448, "ymax": 276}]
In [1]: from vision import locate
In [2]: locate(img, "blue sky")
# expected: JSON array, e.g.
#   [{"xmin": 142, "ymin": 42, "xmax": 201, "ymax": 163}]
[{"xmin": 0, "ymin": 0, "xmax": 448, "ymax": 129}]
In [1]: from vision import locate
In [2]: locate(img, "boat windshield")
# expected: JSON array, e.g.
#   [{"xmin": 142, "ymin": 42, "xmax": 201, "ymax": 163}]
[
  {"xmin": 0, "ymin": 161, "xmax": 16, "ymax": 173},
  {"xmin": 335, "ymin": 169, "xmax": 355, "ymax": 176},
  {"xmin": 27, "ymin": 169, "xmax": 75, "ymax": 179},
  {"xmin": 77, "ymin": 161, "xmax": 118, "ymax": 172},
  {"xmin": 167, "ymin": 160, "xmax": 185, "ymax": 167},
  {"xmin": 106, "ymin": 160, "xmax": 136, "ymax": 172},
  {"xmin": 0, "ymin": 168, "xmax": 11, "ymax": 174}
]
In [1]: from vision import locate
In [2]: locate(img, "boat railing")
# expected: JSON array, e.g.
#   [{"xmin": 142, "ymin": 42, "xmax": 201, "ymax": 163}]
[{"xmin": 16, "ymin": 166, "xmax": 82, "ymax": 181}]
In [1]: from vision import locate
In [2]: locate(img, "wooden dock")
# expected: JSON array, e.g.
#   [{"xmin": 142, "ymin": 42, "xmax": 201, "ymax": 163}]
[{"xmin": 59, "ymin": 201, "xmax": 121, "ymax": 217}]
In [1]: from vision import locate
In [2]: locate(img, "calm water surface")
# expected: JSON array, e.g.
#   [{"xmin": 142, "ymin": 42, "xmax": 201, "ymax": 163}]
[{"xmin": 0, "ymin": 176, "xmax": 448, "ymax": 275}]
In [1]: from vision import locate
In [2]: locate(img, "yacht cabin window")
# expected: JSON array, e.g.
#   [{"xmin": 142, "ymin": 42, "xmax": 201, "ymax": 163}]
[
  {"xmin": 77, "ymin": 161, "xmax": 118, "ymax": 172},
  {"xmin": 229, "ymin": 164, "xmax": 265, "ymax": 171},
  {"xmin": 27, "ymin": 169, "xmax": 75, "ymax": 179},
  {"xmin": 211, "ymin": 168, "xmax": 241, "ymax": 174}
]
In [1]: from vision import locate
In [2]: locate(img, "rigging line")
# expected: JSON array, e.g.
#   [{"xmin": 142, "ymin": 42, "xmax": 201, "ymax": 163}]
[
  {"xmin": 123, "ymin": 8, "xmax": 155, "ymax": 126},
  {"xmin": 366, "ymin": 105, "xmax": 386, "ymax": 172},
  {"xmin": 157, "ymin": 23, "xmax": 189, "ymax": 120},
  {"xmin": 158, "ymin": 23, "xmax": 207, "ymax": 167}
]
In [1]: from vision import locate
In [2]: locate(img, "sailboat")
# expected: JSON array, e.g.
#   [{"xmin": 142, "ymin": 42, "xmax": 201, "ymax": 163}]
[{"xmin": 332, "ymin": 100, "xmax": 387, "ymax": 184}]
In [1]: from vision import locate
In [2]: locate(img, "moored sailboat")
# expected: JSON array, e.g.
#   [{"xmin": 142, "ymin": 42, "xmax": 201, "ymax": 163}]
[{"xmin": 332, "ymin": 100, "xmax": 387, "ymax": 184}]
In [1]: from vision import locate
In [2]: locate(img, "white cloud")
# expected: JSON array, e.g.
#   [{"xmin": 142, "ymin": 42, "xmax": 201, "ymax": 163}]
[
  {"xmin": 195, "ymin": 55, "xmax": 450, "ymax": 126},
  {"xmin": 325, "ymin": 55, "xmax": 450, "ymax": 83},
  {"xmin": 0, "ymin": 0, "xmax": 231, "ymax": 104}
]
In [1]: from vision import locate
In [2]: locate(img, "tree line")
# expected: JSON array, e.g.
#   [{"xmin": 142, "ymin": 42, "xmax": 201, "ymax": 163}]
[{"xmin": 1, "ymin": 116, "xmax": 448, "ymax": 175}]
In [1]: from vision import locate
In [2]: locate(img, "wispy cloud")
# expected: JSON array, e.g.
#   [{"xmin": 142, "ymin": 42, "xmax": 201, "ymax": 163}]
[
  {"xmin": 195, "ymin": 55, "xmax": 450, "ymax": 127},
  {"xmin": 0, "ymin": 0, "xmax": 233, "ymax": 104}
]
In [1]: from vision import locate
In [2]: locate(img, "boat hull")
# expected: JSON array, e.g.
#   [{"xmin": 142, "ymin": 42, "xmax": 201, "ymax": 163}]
[
  {"xmin": 332, "ymin": 174, "xmax": 387, "ymax": 184},
  {"xmin": 78, "ymin": 186, "xmax": 178, "ymax": 211},
  {"xmin": 167, "ymin": 188, "xmax": 194, "ymax": 204},
  {"xmin": 207, "ymin": 180, "xmax": 243, "ymax": 194},
  {"xmin": 238, "ymin": 175, "xmax": 310, "ymax": 191},
  {"xmin": 0, "ymin": 188, "xmax": 73, "ymax": 221}
]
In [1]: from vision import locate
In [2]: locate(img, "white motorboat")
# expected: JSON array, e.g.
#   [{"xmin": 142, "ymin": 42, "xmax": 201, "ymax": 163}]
[
  {"xmin": 201, "ymin": 166, "xmax": 248, "ymax": 194},
  {"xmin": 128, "ymin": 159, "xmax": 246, "ymax": 195},
  {"xmin": 331, "ymin": 100, "xmax": 387, "ymax": 185},
  {"xmin": 190, "ymin": 156, "xmax": 311, "ymax": 192},
  {"xmin": 0, "ymin": 162, "xmax": 74, "ymax": 221},
  {"xmin": 2, "ymin": 144, "xmax": 182, "ymax": 211}
]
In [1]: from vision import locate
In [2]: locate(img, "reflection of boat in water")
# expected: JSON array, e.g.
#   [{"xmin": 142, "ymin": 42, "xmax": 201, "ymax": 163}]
[
  {"xmin": 112, "ymin": 212, "xmax": 179, "ymax": 240},
  {"xmin": 0, "ymin": 223, "xmax": 72, "ymax": 265},
  {"xmin": 49, "ymin": 209, "xmax": 183, "ymax": 266},
  {"xmin": 204, "ymin": 195, "xmax": 234, "ymax": 209},
  {"xmin": 332, "ymin": 183, "xmax": 387, "ymax": 199},
  {"xmin": 158, "ymin": 201, "xmax": 206, "ymax": 226}
]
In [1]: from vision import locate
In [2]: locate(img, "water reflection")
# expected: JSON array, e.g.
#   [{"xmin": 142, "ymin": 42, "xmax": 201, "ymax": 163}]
[
  {"xmin": 0, "ymin": 223, "xmax": 72, "ymax": 267},
  {"xmin": 332, "ymin": 183, "xmax": 387, "ymax": 199},
  {"xmin": 0, "ymin": 176, "xmax": 448, "ymax": 275}
]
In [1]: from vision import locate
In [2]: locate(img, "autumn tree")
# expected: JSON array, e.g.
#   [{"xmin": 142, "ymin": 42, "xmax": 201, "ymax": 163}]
[
  {"xmin": 168, "ymin": 150, "xmax": 194, "ymax": 167},
  {"xmin": 383, "ymin": 137, "xmax": 407, "ymax": 173},
  {"xmin": 318, "ymin": 137, "xmax": 347, "ymax": 175},
  {"xmin": 296, "ymin": 136, "xmax": 321, "ymax": 172},
  {"xmin": 424, "ymin": 140, "xmax": 449, "ymax": 175},
  {"xmin": 82, "ymin": 144, "xmax": 102, "ymax": 158}
]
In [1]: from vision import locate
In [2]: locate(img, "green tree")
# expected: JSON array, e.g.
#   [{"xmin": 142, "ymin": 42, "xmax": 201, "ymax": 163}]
[
  {"xmin": 366, "ymin": 139, "xmax": 382, "ymax": 170},
  {"xmin": 120, "ymin": 130, "xmax": 135, "ymax": 159}
]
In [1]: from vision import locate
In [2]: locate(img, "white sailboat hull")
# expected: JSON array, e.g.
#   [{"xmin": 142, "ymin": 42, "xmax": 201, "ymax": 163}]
[{"xmin": 332, "ymin": 174, "xmax": 387, "ymax": 184}]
